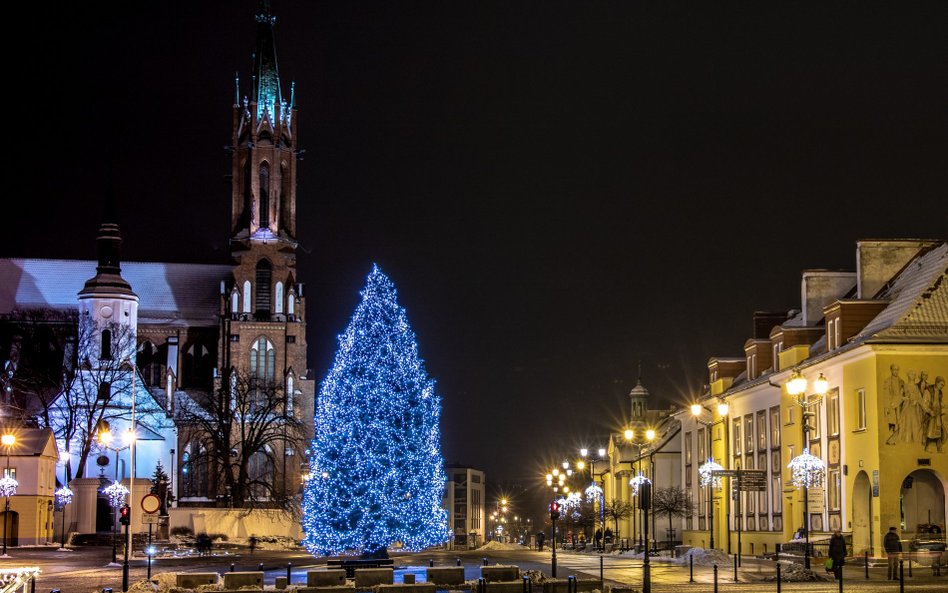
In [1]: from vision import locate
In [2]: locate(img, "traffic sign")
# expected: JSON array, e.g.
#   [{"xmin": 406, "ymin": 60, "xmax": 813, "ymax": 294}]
[
  {"xmin": 141, "ymin": 513, "xmax": 160, "ymax": 525},
  {"xmin": 141, "ymin": 493, "xmax": 161, "ymax": 514}
]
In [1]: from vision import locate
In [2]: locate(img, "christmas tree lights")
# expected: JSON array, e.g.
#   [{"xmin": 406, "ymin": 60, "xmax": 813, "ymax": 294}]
[
  {"xmin": 629, "ymin": 473, "xmax": 651, "ymax": 494},
  {"xmin": 302, "ymin": 265, "xmax": 448, "ymax": 556}
]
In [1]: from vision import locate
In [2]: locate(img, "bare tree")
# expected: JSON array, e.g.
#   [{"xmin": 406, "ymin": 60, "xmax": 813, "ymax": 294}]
[
  {"xmin": 651, "ymin": 486, "xmax": 694, "ymax": 551},
  {"xmin": 604, "ymin": 498, "xmax": 635, "ymax": 540},
  {"xmin": 48, "ymin": 315, "xmax": 142, "ymax": 483},
  {"xmin": 175, "ymin": 369, "xmax": 305, "ymax": 515},
  {"xmin": 0, "ymin": 309, "xmax": 78, "ymax": 428}
]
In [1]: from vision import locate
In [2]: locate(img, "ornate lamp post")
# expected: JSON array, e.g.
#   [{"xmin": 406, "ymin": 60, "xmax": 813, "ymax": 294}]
[
  {"xmin": 98, "ymin": 426, "xmax": 132, "ymax": 564},
  {"xmin": 55, "ymin": 486, "xmax": 74, "ymax": 551},
  {"xmin": 580, "ymin": 447, "xmax": 608, "ymax": 550},
  {"xmin": 785, "ymin": 370, "xmax": 828, "ymax": 570},
  {"xmin": 545, "ymin": 468, "xmax": 567, "ymax": 576},
  {"xmin": 690, "ymin": 401, "xmax": 729, "ymax": 550},
  {"xmin": 1, "ymin": 433, "xmax": 17, "ymax": 557},
  {"xmin": 623, "ymin": 428, "xmax": 655, "ymax": 549}
]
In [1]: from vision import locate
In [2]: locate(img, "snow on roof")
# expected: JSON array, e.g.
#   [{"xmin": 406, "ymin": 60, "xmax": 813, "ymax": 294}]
[
  {"xmin": 0, "ymin": 258, "xmax": 232, "ymax": 327},
  {"xmin": 856, "ymin": 242, "xmax": 948, "ymax": 342}
]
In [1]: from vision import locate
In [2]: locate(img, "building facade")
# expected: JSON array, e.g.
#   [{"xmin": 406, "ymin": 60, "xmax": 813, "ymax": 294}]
[
  {"xmin": 680, "ymin": 239, "xmax": 948, "ymax": 557},
  {"xmin": 442, "ymin": 465, "xmax": 486, "ymax": 549}
]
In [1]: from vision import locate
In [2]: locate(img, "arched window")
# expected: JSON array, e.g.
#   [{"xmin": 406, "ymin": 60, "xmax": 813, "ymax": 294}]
[
  {"xmin": 242, "ymin": 160, "xmax": 252, "ymax": 227},
  {"xmin": 286, "ymin": 374, "xmax": 294, "ymax": 413},
  {"xmin": 255, "ymin": 260, "xmax": 272, "ymax": 318},
  {"xmin": 249, "ymin": 337, "xmax": 275, "ymax": 383},
  {"xmin": 281, "ymin": 162, "xmax": 292, "ymax": 232},
  {"xmin": 275, "ymin": 281, "xmax": 284, "ymax": 314},
  {"xmin": 181, "ymin": 442, "xmax": 209, "ymax": 499},
  {"xmin": 242, "ymin": 281, "xmax": 251, "ymax": 313},
  {"xmin": 136, "ymin": 341, "xmax": 164, "ymax": 387},
  {"xmin": 258, "ymin": 162, "xmax": 270, "ymax": 229},
  {"xmin": 182, "ymin": 343, "xmax": 213, "ymax": 389},
  {"xmin": 248, "ymin": 445, "xmax": 274, "ymax": 500},
  {"xmin": 100, "ymin": 329, "xmax": 112, "ymax": 360},
  {"xmin": 230, "ymin": 290, "xmax": 239, "ymax": 315},
  {"xmin": 287, "ymin": 291, "xmax": 295, "ymax": 317}
]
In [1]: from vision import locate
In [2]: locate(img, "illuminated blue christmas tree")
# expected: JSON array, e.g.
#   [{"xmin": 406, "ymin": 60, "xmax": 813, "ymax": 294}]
[{"xmin": 302, "ymin": 265, "xmax": 448, "ymax": 556}]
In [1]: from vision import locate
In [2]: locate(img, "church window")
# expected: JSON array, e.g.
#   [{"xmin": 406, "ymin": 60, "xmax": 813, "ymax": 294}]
[
  {"xmin": 255, "ymin": 260, "xmax": 272, "ymax": 318},
  {"xmin": 242, "ymin": 281, "xmax": 251, "ymax": 313},
  {"xmin": 248, "ymin": 445, "xmax": 274, "ymax": 500},
  {"xmin": 259, "ymin": 162, "xmax": 270, "ymax": 228},
  {"xmin": 97, "ymin": 381, "xmax": 111, "ymax": 402},
  {"xmin": 242, "ymin": 160, "xmax": 252, "ymax": 226},
  {"xmin": 100, "ymin": 329, "xmax": 112, "ymax": 360},
  {"xmin": 231, "ymin": 290, "xmax": 239, "ymax": 315},
  {"xmin": 281, "ymin": 162, "xmax": 291, "ymax": 231},
  {"xmin": 286, "ymin": 374, "xmax": 294, "ymax": 413},
  {"xmin": 275, "ymin": 281, "xmax": 284, "ymax": 314},
  {"xmin": 137, "ymin": 341, "xmax": 164, "ymax": 387},
  {"xmin": 287, "ymin": 292, "xmax": 295, "ymax": 317},
  {"xmin": 249, "ymin": 337, "xmax": 276, "ymax": 383},
  {"xmin": 182, "ymin": 342, "xmax": 213, "ymax": 389}
]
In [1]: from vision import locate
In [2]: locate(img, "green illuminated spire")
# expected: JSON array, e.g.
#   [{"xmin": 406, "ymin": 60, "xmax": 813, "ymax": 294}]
[{"xmin": 253, "ymin": 1, "xmax": 282, "ymax": 120}]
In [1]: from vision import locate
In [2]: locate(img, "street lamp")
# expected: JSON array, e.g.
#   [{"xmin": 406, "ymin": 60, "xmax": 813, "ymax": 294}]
[
  {"xmin": 0, "ymin": 433, "xmax": 17, "ymax": 557},
  {"xmin": 690, "ymin": 401, "xmax": 729, "ymax": 550},
  {"xmin": 579, "ymin": 447, "xmax": 608, "ymax": 550},
  {"xmin": 545, "ymin": 468, "xmax": 567, "ymax": 577},
  {"xmin": 55, "ymin": 487, "xmax": 74, "ymax": 551},
  {"xmin": 98, "ymin": 425, "xmax": 132, "ymax": 564},
  {"xmin": 785, "ymin": 370, "xmax": 828, "ymax": 570},
  {"xmin": 623, "ymin": 428, "xmax": 656, "ymax": 549}
]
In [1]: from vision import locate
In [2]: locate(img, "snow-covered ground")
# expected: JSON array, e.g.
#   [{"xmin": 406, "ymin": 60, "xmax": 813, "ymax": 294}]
[{"xmin": 479, "ymin": 540, "xmax": 529, "ymax": 551}]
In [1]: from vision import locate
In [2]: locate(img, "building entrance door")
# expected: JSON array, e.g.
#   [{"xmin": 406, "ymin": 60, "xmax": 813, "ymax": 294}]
[
  {"xmin": 852, "ymin": 471, "xmax": 872, "ymax": 554},
  {"xmin": 900, "ymin": 469, "xmax": 946, "ymax": 538}
]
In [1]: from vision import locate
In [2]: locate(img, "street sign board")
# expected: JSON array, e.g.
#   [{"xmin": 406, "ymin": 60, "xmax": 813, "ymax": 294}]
[
  {"xmin": 141, "ymin": 513, "xmax": 160, "ymax": 525},
  {"xmin": 808, "ymin": 487, "xmax": 825, "ymax": 513},
  {"xmin": 739, "ymin": 482, "xmax": 767, "ymax": 492},
  {"xmin": 711, "ymin": 470, "xmax": 739, "ymax": 478},
  {"xmin": 141, "ymin": 493, "xmax": 161, "ymax": 514}
]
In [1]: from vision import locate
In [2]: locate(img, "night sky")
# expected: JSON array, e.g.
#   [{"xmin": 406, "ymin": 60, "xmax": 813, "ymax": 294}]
[{"xmin": 6, "ymin": 2, "xmax": 947, "ymax": 505}]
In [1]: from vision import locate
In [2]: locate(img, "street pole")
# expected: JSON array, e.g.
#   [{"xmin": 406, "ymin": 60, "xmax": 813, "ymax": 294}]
[
  {"xmin": 803, "ymin": 418, "xmax": 810, "ymax": 570},
  {"xmin": 551, "ymin": 507, "xmax": 557, "ymax": 577},
  {"xmin": 707, "ymin": 429, "xmax": 714, "ymax": 550},
  {"xmin": 642, "ymin": 482, "xmax": 651, "ymax": 593},
  {"xmin": 125, "ymin": 360, "xmax": 137, "ymax": 592}
]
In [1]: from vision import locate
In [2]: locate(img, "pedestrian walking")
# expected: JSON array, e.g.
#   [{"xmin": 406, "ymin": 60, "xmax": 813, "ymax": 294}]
[
  {"xmin": 828, "ymin": 530, "xmax": 846, "ymax": 580},
  {"xmin": 537, "ymin": 531, "xmax": 545, "ymax": 551},
  {"xmin": 884, "ymin": 526, "xmax": 902, "ymax": 580}
]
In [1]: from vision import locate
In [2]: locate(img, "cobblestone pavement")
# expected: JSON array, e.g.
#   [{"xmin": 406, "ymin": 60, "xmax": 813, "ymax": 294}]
[{"xmin": 2, "ymin": 545, "xmax": 944, "ymax": 592}]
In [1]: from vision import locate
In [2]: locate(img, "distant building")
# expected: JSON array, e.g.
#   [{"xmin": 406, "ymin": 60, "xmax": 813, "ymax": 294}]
[
  {"xmin": 442, "ymin": 465, "xmax": 485, "ymax": 549},
  {"xmin": 0, "ymin": 428, "xmax": 58, "ymax": 546}
]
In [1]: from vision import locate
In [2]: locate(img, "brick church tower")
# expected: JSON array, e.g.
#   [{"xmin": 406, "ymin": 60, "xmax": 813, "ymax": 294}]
[{"xmin": 218, "ymin": 3, "xmax": 314, "ymax": 497}]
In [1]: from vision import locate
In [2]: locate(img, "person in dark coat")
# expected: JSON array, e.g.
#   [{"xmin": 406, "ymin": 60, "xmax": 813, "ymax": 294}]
[
  {"xmin": 536, "ymin": 531, "xmax": 545, "ymax": 551},
  {"xmin": 884, "ymin": 527, "xmax": 902, "ymax": 580},
  {"xmin": 828, "ymin": 530, "xmax": 846, "ymax": 579}
]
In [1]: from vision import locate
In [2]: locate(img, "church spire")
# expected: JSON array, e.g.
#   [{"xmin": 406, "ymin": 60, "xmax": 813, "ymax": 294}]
[
  {"xmin": 79, "ymin": 191, "xmax": 135, "ymax": 298},
  {"xmin": 253, "ymin": 0, "xmax": 282, "ymax": 121}
]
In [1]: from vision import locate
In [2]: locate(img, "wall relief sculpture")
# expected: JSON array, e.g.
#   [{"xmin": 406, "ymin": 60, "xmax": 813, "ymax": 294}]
[{"xmin": 882, "ymin": 363, "xmax": 945, "ymax": 452}]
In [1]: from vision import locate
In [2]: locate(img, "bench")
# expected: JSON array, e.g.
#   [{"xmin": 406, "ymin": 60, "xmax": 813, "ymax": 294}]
[{"xmin": 328, "ymin": 558, "xmax": 395, "ymax": 578}]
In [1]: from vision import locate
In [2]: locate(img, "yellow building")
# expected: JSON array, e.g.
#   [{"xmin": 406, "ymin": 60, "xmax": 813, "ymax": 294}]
[
  {"xmin": 1, "ymin": 428, "xmax": 58, "ymax": 547},
  {"xmin": 680, "ymin": 239, "xmax": 947, "ymax": 558}
]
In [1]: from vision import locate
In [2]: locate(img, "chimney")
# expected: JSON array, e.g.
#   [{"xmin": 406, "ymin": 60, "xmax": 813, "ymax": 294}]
[
  {"xmin": 856, "ymin": 239, "xmax": 940, "ymax": 298},
  {"xmin": 801, "ymin": 270, "xmax": 856, "ymax": 326}
]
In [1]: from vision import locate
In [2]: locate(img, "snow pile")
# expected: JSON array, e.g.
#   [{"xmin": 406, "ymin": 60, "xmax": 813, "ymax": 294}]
[
  {"xmin": 478, "ymin": 540, "xmax": 527, "ymax": 551},
  {"xmin": 125, "ymin": 580, "xmax": 159, "ymax": 593},
  {"xmin": 675, "ymin": 547, "xmax": 732, "ymax": 566},
  {"xmin": 763, "ymin": 561, "xmax": 829, "ymax": 582},
  {"xmin": 522, "ymin": 570, "xmax": 548, "ymax": 583}
]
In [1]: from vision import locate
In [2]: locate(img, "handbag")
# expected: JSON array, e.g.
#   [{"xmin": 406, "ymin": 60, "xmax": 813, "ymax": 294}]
[{"xmin": 825, "ymin": 558, "xmax": 834, "ymax": 570}]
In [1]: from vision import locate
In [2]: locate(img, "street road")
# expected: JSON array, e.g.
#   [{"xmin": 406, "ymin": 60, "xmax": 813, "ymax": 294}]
[{"xmin": 2, "ymin": 545, "xmax": 943, "ymax": 592}]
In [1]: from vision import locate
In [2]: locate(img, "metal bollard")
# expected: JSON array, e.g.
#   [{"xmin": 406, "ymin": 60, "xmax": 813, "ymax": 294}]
[
  {"xmin": 287, "ymin": 562, "xmax": 292, "ymax": 584},
  {"xmin": 689, "ymin": 554, "xmax": 694, "ymax": 582},
  {"xmin": 908, "ymin": 556, "xmax": 912, "ymax": 577},
  {"xmin": 522, "ymin": 575, "xmax": 531, "ymax": 593},
  {"xmin": 734, "ymin": 554, "xmax": 738, "ymax": 582},
  {"xmin": 457, "ymin": 558, "xmax": 462, "ymax": 567},
  {"xmin": 230, "ymin": 563, "xmax": 235, "ymax": 572},
  {"xmin": 776, "ymin": 563, "xmax": 781, "ymax": 593},
  {"xmin": 102, "ymin": 589, "xmax": 113, "ymax": 593},
  {"xmin": 429, "ymin": 559, "xmax": 435, "ymax": 567},
  {"xmin": 600, "ymin": 555, "xmax": 604, "ymax": 581},
  {"xmin": 478, "ymin": 577, "xmax": 486, "ymax": 593},
  {"xmin": 865, "ymin": 551, "xmax": 869, "ymax": 579},
  {"xmin": 899, "ymin": 560, "xmax": 905, "ymax": 593},
  {"xmin": 483, "ymin": 557, "xmax": 489, "ymax": 566},
  {"xmin": 567, "ymin": 575, "xmax": 576, "ymax": 593},
  {"xmin": 713, "ymin": 564, "xmax": 718, "ymax": 593}
]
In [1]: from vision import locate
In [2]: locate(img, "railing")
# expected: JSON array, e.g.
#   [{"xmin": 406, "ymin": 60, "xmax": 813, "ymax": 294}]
[{"xmin": 0, "ymin": 567, "xmax": 39, "ymax": 593}]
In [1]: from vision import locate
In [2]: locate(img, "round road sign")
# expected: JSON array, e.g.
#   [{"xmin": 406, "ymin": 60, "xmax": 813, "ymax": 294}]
[{"xmin": 141, "ymin": 493, "xmax": 161, "ymax": 514}]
